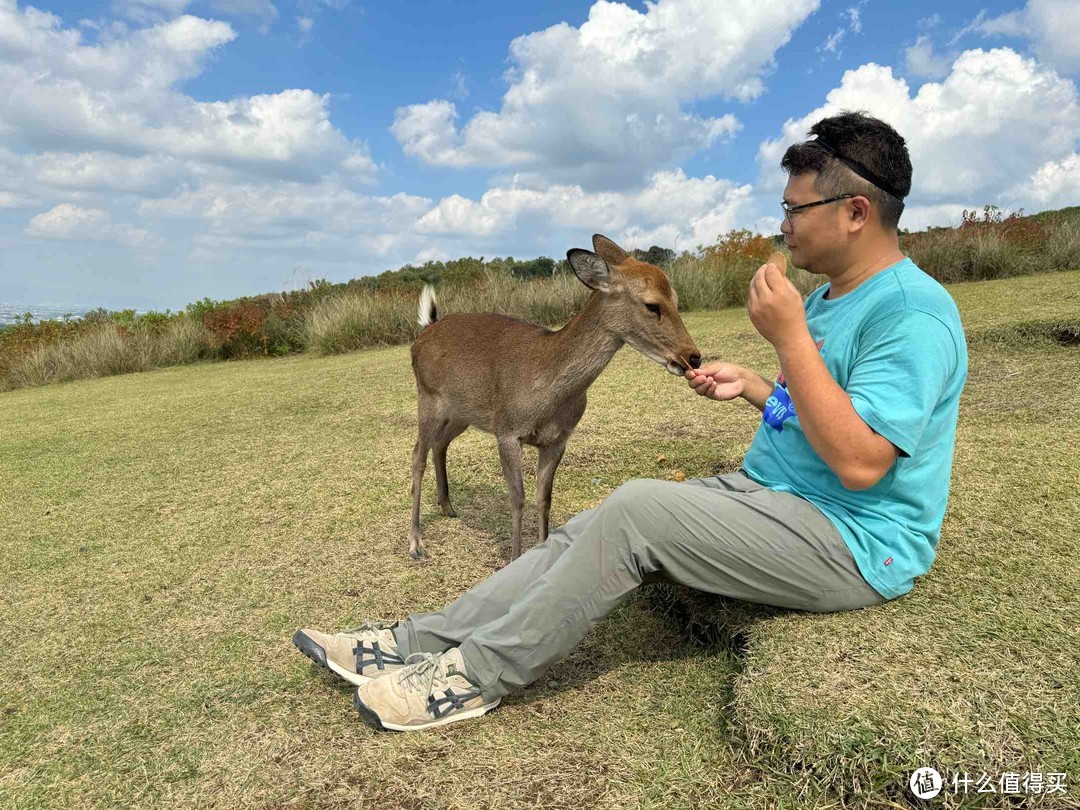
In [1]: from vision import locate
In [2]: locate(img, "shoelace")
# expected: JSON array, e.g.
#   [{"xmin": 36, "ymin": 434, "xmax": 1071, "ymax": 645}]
[{"xmin": 393, "ymin": 652, "xmax": 450, "ymax": 700}]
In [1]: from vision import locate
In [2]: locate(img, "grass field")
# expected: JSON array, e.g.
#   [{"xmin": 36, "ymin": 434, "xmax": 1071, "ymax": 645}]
[{"xmin": 1, "ymin": 271, "xmax": 1078, "ymax": 808}]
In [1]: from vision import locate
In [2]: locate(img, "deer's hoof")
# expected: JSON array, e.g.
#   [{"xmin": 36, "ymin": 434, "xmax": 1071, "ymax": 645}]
[{"xmin": 442, "ymin": 507, "xmax": 457, "ymax": 518}]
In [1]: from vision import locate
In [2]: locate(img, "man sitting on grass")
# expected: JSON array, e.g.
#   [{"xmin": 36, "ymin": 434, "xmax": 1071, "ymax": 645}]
[{"xmin": 292, "ymin": 111, "xmax": 968, "ymax": 732}]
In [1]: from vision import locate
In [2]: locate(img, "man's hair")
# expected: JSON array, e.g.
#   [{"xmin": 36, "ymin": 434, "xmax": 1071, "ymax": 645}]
[{"xmin": 781, "ymin": 111, "xmax": 913, "ymax": 231}]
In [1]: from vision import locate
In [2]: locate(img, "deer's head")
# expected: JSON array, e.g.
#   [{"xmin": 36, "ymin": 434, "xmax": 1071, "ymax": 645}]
[{"xmin": 567, "ymin": 234, "xmax": 701, "ymax": 376}]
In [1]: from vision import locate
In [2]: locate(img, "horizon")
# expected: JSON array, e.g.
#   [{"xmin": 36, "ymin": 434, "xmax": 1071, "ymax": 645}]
[{"xmin": 2, "ymin": 0, "xmax": 1079, "ymax": 311}]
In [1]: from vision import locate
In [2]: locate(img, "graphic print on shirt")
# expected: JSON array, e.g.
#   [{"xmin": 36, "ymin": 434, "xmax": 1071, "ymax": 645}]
[{"xmin": 763, "ymin": 338, "xmax": 825, "ymax": 432}]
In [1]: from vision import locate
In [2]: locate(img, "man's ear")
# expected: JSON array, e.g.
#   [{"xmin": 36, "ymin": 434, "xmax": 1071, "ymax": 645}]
[
  {"xmin": 848, "ymin": 196, "xmax": 872, "ymax": 232},
  {"xmin": 566, "ymin": 249, "xmax": 612, "ymax": 292},
  {"xmin": 592, "ymin": 234, "xmax": 629, "ymax": 266}
]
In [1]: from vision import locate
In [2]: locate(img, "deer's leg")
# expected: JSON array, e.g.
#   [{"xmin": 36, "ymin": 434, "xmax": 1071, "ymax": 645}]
[
  {"xmin": 496, "ymin": 434, "xmax": 526, "ymax": 561},
  {"xmin": 409, "ymin": 430, "xmax": 431, "ymax": 560},
  {"xmin": 433, "ymin": 422, "xmax": 467, "ymax": 518},
  {"xmin": 536, "ymin": 439, "xmax": 567, "ymax": 545}
]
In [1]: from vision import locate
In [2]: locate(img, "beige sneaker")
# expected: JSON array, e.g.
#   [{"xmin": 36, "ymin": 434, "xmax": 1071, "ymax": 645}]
[
  {"xmin": 292, "ymin": 620, "xmax": 407, "ymax": 686},
  {"xmin": 353, "ymin": 647, "xmax": 500, "ymax": 732}
]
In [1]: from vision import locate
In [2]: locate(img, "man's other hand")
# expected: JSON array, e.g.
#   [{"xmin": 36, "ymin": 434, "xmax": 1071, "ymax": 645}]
[{"xmin": 684, "ymin": 362, "xmax": 746, "ymax": 402}]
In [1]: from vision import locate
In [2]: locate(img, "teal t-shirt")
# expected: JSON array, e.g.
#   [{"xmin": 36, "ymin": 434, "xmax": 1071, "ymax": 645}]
[{"xmin": 741, "ymin": 256, "xmax": 968, "ymax": 600}]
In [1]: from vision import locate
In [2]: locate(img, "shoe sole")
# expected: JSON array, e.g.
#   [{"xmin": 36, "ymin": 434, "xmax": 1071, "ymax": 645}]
[
  {"xmin": 291, "ymin": 630, "xmax": 372, "ymax": 687},
  {"xmin": 353, "ymin": 688, "xmax": 500, "ymax": 732}
]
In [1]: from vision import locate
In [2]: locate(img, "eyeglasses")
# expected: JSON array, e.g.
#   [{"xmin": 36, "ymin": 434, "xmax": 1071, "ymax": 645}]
[{"xmin": 780, "ymin": 194, "xmax": 857, "ymax": 222}]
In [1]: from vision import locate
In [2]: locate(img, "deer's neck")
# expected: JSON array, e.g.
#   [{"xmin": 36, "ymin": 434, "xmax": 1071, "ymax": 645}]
[{"xmin": 543, "ymin": 292, "xmax": 623, "ymax": 401}]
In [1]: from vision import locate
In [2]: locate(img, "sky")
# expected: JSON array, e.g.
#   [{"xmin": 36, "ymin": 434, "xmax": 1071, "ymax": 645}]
[{"xmin": 2, "ymin": 0, "xmax": 1079, "ymax": 311}]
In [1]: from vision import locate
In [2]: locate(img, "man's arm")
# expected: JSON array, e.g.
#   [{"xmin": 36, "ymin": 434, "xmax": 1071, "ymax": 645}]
[
  {"xmin": 774, "ymin": 333, "xmax": 899, "ymax": 490},
  {"xmin": 685, "ymin": 363, "xmax": 774, "ymax": 413},
  {"xmin": 736, "ymin": 368, "xmax": 775, "ymax": 413},
  {"xmin": 747, "ymin": 261, "xmax": 900, "ymax": 491}
]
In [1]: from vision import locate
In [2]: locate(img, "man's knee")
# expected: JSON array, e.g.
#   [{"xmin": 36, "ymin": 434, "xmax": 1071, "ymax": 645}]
[
  {"xmin": 598, "ymin": 478, "xmax": 680, "ymax": 547},
  {"xmin": 606, "ymin": 477, "xmax": 675, "ymax": 512}
]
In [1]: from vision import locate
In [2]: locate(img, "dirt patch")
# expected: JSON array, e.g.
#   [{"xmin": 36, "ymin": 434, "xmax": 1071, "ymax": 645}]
[{"xmin": 968, "ymin": 319, "xmax": 1080, "ymax": 349}]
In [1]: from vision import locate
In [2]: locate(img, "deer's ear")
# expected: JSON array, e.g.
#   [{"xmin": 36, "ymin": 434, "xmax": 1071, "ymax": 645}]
[
  {"xmin": 592, "ymin": 234, "xmax": 629, "ymax": 266},
  {"xmin": 566, "ymin": 249, "xmax": 612, "ymax": 293}
]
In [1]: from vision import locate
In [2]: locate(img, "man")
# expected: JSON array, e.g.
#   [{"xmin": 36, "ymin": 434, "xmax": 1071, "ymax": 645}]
[{"xmin": 292, "ymin": 111, "xmax": 968, "ymax": 732}]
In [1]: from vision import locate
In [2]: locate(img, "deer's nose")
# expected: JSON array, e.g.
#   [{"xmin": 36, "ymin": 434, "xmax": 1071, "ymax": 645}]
[{"xmin": 689, "ymin": 353, "xmax": 702, "ymax": 369}]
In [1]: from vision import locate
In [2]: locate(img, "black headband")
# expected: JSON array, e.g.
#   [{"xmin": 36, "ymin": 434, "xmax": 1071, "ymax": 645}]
[{"xmin": 812, "ymin": 136, "xmax": 906, "ymax": 201}]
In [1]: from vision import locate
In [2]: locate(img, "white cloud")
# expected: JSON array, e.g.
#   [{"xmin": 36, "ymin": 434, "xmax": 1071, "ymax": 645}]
[
  {"xmin": 140, "ymin": 180, "xmax": 431, "ymax": 248},
  {"xmin": 209, "ymin": 0, "xmax": 278, "ymax": 32},
  {"xmin": 0, "ymin": 190, "xmax": 37, "ymax": 208},
  {"xmin": 391, "ymin": 0, "xmax": 818, "ymax": 187},
  {"xmin": 895, "ymin": 203, "xmax": 971, "ymax": 231},
  {"xmin": 112, "ymin": 0, "xmax": 193, "ymax": 25},
  {"xmin": 0, "ymin": 147, "xmax": 205, "ymax": 197},
  {"xmin": 413, "ymin": 246, "xmax": 449, "ymax": 264},
  {"xmin": 817, "ymin": 0, "xmax": 867, "ymax": 59},
  {"xmin": 450, "ymin": 71, "xmax": 468, "ymax": 100},
  {"xmin": 845, "ymin": 2, "xmax": 865, "ymax": 34},
  {"xmin": 976, "ymin": 0, "xmax": 1080, "ymax": 74},
  {"xmin": 26, "ymin": 203, "xmax": 159, "ymax": 248},
  {"xmin": 131, "ymin": 165, "xmax": 757, "ymax": 270},
  {"xmin": 821, "ymin": 29, "xmax": 845, "ymax": 55},
  {"xmin": 0, "ymin": 4, "xmax": 375, "ymax": 184},
  {"xmin": 758, "ymin": 48, "xmax": 1080, "ymax": 214},
  {"xmin": 1012, "ymin": 153, "xmax": 1080, "ymax": 209},
  {"xmin": 904, "ymin": 35, "xmax": 953, "ymax": 80},
  {"xmin": 415, "ymin": 169, "xmax": 753, "ymax": 250}
]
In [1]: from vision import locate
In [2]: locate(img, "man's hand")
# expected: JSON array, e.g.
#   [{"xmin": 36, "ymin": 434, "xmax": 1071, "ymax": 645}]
[
  {"xmin": 747, "ymin": 253, "xmax": 809, "ymax": 351},
  {"xmin": 684, "ymin": 362, "xmax": 745, "ymax": 402}
]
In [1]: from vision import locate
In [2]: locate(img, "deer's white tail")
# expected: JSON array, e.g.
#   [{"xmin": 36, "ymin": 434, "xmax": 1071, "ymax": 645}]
[{"xmin": 417, "ymin": 285, "xmax": 439, "ymax": 328}]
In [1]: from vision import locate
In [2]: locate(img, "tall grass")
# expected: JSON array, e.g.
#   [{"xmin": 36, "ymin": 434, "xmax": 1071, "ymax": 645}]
[
  {"xmin": 902, "ymin": 205, "xmax": 1078, "ymax": 284},
  {"xmin": 4, "ymin": 208, "xmax": 1079, "ymax": 392},
  {"xmin": 302, "ymin": 269, "xmax": 590, "ymax": 355},
  {"xmin": 302, "ymin": 290, "xmax": 418, "ymax": 354},
  {"xmin": 668, "ymin": 252, "xmax": 822, "ymax": 310},
  {"xmin": 2, "ymin": 317, "xmax": 211, "ymax": 390}
]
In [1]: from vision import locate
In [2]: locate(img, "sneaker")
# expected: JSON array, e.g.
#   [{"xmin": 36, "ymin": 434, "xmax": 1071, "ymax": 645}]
[
  {"xmin": 292, "ymin": 620, "xmax": 407, "ymax": 687},
  {"xmin": 353, "ymin": 647, "xmax": 500, "ymax": 732}
]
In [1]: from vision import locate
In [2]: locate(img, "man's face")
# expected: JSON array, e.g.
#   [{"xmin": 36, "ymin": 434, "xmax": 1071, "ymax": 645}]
[{"xmin": 780, "ymin": 172, "xmax": 849, "ymax": 275}]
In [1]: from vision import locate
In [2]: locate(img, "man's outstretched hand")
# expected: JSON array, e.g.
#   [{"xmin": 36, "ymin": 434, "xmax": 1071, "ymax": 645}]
[{"xmin": 684, "ymin": 362, "xmax": 746, "ymax": 402}]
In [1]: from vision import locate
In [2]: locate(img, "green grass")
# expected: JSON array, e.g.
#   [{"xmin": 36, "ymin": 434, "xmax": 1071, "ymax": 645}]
[{"xmin": 1, "ymin": 272, "xmax": 1078, "ymax": 808}]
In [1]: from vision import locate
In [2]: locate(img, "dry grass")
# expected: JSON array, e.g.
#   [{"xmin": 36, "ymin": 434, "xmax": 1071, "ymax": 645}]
[
  {"xmin": 2, "ymin": 317, "xmax": 212, "ymax": 390},
  {"xmin": 1, "ymin": 272, "xmax": 1078, "ymax": 808}
]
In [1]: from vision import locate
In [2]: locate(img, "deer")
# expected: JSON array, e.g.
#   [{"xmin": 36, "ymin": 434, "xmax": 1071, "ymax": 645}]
[{"xmin": 408, "ymin": 234, "xmax": 702, "ymax": 562}]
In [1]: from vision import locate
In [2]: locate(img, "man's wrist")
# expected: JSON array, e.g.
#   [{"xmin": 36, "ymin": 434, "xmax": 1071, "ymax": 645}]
[
  {"xmin": 737, "ymin": 367, "xmax": 773, "ymax": 411},
  {"xmin": 772, "ymin": 325, "xmax": 814, "ymax": 357}
]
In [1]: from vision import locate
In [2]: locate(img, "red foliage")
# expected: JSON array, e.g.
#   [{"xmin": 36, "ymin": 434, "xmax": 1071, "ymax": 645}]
[
  {"xmin": 959, "ymin": 205, "xmax": 1045, "ymax": 248},
  {"xmin": 700, "ymin": 229, "xmax": 776, "ymax": 265},
  {"xmin": 201, "ymin": 300, "xmax": 269, "ymax": 357}
]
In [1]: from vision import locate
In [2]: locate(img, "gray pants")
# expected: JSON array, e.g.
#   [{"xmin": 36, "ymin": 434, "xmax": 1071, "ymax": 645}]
[{"xmin": 393, "ymin": 470, "xmax": 887, "ymax": 700}]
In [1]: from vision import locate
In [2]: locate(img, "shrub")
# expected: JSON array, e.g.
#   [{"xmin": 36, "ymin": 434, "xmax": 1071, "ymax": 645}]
[
  {"xmin": 0, "ymin": 316, "xmax": 213, "ymax": 391},
  {"xmin": 200, "ymin": 299, "xmax": 270, "ymax": 358}
]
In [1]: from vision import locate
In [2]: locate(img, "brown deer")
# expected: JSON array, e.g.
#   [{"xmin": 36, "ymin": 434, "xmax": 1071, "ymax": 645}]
[{"xmin": 408, "ymin": 234, "xmax": 702, "ymax": 561}]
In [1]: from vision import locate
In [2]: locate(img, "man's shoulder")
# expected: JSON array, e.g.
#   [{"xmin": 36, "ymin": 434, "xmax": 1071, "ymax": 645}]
[{"xmin": 864, "ymin": 258, "xmax": 963, "ymax": 333}]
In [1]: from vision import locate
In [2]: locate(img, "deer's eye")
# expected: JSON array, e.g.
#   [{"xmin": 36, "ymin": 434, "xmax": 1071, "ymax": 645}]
[{"xmin": 645, "ymin": 303, "xmax": 661, "ymax": 317}]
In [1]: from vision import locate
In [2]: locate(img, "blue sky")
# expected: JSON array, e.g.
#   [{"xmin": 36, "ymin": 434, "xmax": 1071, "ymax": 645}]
[{"xmin": 2, "ymin": 0, "xmax": 1078, "ymax": 310}]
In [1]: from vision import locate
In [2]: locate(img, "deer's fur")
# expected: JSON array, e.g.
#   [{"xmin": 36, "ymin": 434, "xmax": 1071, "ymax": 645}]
[{"xmin": 408, "ymin": 234, "xmax": 701, "ymax": 561}]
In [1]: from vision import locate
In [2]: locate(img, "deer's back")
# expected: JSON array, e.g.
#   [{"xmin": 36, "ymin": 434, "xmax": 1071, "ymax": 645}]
[{"xmin": 411, "ymin": 312, "xmax": 563, "ymax": 433}]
